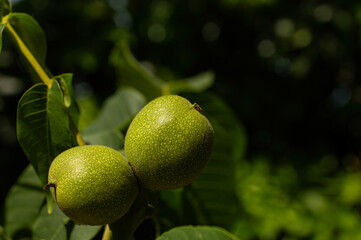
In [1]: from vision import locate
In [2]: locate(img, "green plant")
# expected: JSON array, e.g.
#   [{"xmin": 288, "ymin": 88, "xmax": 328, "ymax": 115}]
[
  {"xmin": 0, "ymin": 1, "xmax": 242, "ymax": 239},
  {"xmin": 46, "ymin": 145, "xmax": 139, "ymax": 226},
  {"xmin": 125, "ymin": 95, "xmax": 214, "ymax": 190}
]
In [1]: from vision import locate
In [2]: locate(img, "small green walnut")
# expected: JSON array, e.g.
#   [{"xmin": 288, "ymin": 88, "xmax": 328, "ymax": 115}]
[
  {"xmin": 124, "ymin": 95, "xmax": 214, "ymax": 190},
  {"xmin": 46, "ymin": 145, "xmax": 138, "ymax": 226}
]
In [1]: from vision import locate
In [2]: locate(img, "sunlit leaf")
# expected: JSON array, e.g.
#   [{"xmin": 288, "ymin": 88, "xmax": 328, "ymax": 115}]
[
  {"xmin": 158, "ymin": 226, "xmax": 240, "ymax": 240},
  {"xmin": 4, "ymin": 165, "xmax": 44, "ymax": 239},
  {"xmin": 0, "ymin": 23, "xmax": 6, "ymax": 54},
  {"xmin": 0, "ymin": 0, "xmax": 11, "ymax": 19},
  {"xmin": 17, "ymin": 81, "xmax": 76, "ymax": 212},
  {"xmin": 109, "ymin": 40, "xmax": 165, "ymax": 101},
  {"xmin": 168, "ymin": 71, "xmax": 215, "ymax": 94},
  {"xmin": 32, "ymin": 204, "xmax": 69, "ymax": 240},
  {"xmin": 69, "ymin": 225, "xmax": 102, "ymax": 240},
  {"xmin": 82, "ymin": 87, "xmax": 145, "ymax": 149}
]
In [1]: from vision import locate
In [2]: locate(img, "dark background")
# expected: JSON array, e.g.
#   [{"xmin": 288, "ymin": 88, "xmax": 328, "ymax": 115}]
[{"xmin": 1, "ymin": 0, "xmax": 361, "ymax": 238}]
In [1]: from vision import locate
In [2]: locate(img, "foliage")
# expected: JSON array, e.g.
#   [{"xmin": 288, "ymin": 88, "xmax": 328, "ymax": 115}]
[
  {"xmin": 1, "ymin": 0, "xmax": 361, "ymax": 240},
  {"xmin": 0, "ymin": 0, "xmax": 239, "ymax": 239},
  {"xmin": 157, "ymin": 226, "xmax": 240, "ymax": 240}
]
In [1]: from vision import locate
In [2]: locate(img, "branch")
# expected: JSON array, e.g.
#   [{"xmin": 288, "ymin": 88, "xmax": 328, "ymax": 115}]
[
  {"xmin": 102, "ymin": 189, "xmax": 156, "ymax": 240},
  {"xmin": 68, "ymin": 112, "xmax": 86, "ymax": 146}
]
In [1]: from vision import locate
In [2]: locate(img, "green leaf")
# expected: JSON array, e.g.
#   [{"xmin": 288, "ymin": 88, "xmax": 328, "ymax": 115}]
[
  {"xmin": 187, "ymin": 93, "xmax": 246, "ymax": 225},
  {"xmin": 83, "ymin": 129, "xmax": 124, "ymax": 150},
  {"xmin": 17, "ymin": 81, "xmax": 76, "ymax": 212},
  {"xmin": 158, "ymin": 226, "xmax": 240, "ymax": 240},
  {"xmin": 82, "ymin": 87, "xmax": 146, "ymax": 149},
  {"xmin": 32, "ymin": 205, "xmax": 69, "ymax": 240},
  {"xmin": 158, "ymin": 93, "xmax": 247, "ymax": 230},
  {"xmin": 7, "ymin": 13, "xmax": 46, "ymax": 66},
  {"xmin": 7, "ymin": 13, "xmax": 50, "ymax": 82},
  {"xmin": 0, "ymin": 226, "xmax": 11, "ymax": 240},
  {"xmin": 4, "ymin": 165, "xmax": 44, "ymax": 239},
  {"xmin": 48, "ymin": 81, "xmax": 77, "ymax": 157},
  {"xmin": 0, "ymin": 23, "xmax": 6, "ymax": 54},
  {"xmin": 109, "ymin": 41, "xmax": 165, "ymax": 101},
  {"xmin": 32, "ymin": 202, "xmax": 101, "ymax": 240},
  {"xmin": 0, "ymin": 0, "xmax": 11, "ymax": 19},
  {"xmin": 53, "ymin": 73, "xmax": 80, "ymax": 125},
  {"xmin": 69, "ymin": 225, "xmax": 102, "ymax": 240},
  {"xmin": 77, "ymin": 95, "xmax": 100, "ymax": 131},
  {"xmin": 168, "ymin": 71, "xmax": 215, "ymax": 94}
]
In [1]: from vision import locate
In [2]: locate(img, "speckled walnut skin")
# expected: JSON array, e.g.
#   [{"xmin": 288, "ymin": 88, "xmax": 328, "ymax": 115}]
[
  {"xmin": 125, "ymin": 95, "xmax": 214, "ymax": 190},
  {"xmin": 48, "ymin": 145, "xmax": 139, "ymax": 226}
]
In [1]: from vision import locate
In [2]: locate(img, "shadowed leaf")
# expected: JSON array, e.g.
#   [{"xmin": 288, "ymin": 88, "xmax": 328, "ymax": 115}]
[
  {"xmin": 158, "ymin": 93, "xmax": 246, "ymax": 231},
  {"xmin": 4, "ymin": 165, "xmax": 44, "ymax": 239},
  {"xmin": 32, "ymin": 205, "xmax": 69, "ymax": 240},
  {"xmin": 53, "ymin": 73, "xmax": 80, "ymax": 125},
  {"xmin": 82, "ymin": 87, "xmax": 145, "ymax": 149},
  {"xmin": 7, "ymin": 13, "xmax": 50, "ymax": 82},
  {"xmin": 0, "ymin": 0, "xmax": 11, "ymax": 19},
  {"xmin": 17, "ymin": 81, "xmax": 76, "ymax": 212},
  {"xmin": 158, "ymin": 226, "xmax": 240, "ymax": 240},
  {"xmin": 0, "ymin": 23, "xmax": 6, "ymax": 54},
  {"xmin": 70, "ymin": 225, "xmax": 102, "ymax": 240}
]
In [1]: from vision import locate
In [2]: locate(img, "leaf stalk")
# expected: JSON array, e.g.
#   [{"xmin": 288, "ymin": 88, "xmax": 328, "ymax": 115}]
[{"xmin": 3, "ymin": 14, "xmax": 52, "ymax": 87}]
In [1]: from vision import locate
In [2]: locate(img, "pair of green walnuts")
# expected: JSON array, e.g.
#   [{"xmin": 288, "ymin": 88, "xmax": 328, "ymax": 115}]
[{"xmin": 46, "ymin": 95, "xmax": 214, "ymax": 226}]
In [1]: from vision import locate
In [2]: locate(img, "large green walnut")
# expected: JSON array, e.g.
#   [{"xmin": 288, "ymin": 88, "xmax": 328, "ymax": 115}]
[
  {"xmin": 124, "ymin": 95, "xmax": 214, "ymax": 190},
  {"xmin": 47, "ymin": 145, "xmax": 139, "ymax": 226}
]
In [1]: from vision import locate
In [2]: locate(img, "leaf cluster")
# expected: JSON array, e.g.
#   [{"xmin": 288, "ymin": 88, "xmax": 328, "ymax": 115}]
[
  {"xmin": 2, "ymin": 0, "xmax": 361, "ymax": 240},
  {"xmin": 0, "ymin": 1, "xmax": 240, "ymax": 239}
]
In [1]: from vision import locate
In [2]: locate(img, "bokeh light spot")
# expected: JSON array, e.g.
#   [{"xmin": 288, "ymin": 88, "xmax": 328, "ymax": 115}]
[
  {"xmin": 293, "ymin": 28, "xmax": 312, "ymax": 48},
  {"xmin": 148, "ymin": 24, "xmax": 167, "ymax": 43},
  {"xmin": 292, "ymin": 57, "xmax": 310, "ymax": 78},
  {"xmin": 152, "ymin": 0, "xmax": 172, "ymax": 21},
  {"xmin": 202, "ymin": 22, "xmax": 221, "ymax": 42},
  {"xmin": 258, "ymin": 39, "xmax": 275, "ymax": 58},
  {"xmin": 314, "ymin": 4, "xmax": 333, "ymax": 23},
  {"xmin": 303, "ymin": 191, "xmax": 326, "ymax": 213},
  {"xmin": 274, "ymin": 18, "xmax": 295, "ymax": 38},
  {"xmin": 108, "ymin": 0, "xmax": 128, "ymax": 11},
  {"xmin": 0, "ymin": 75, "xmax": 24, "ymax": 96},
  {"xmin": 114, "ymin": 11, "xmax": 132, "ymax": 28}
]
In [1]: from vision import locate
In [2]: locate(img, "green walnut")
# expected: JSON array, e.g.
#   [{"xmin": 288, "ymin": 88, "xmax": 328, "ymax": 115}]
[
  {"xmin": 46, "ymin": 145, "xmax": 139, "ymax": 226},
  {"xmin": 124, "ymin": 95, "xmax": 214, "ymax": 190}
]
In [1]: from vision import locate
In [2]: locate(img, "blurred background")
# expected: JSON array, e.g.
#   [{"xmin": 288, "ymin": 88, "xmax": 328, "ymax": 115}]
[{"xmin": 2, "ymin": 0, "xmax": 361, "ymax": 239}]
